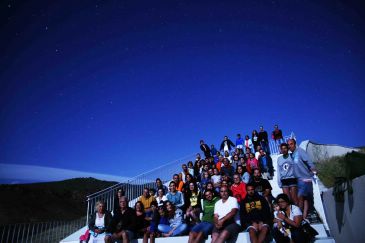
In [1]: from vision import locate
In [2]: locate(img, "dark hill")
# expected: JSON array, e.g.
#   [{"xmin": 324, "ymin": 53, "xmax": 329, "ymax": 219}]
[{"xmin": 0, "ymin": 177, "xmax": 118, "ymax": 225}]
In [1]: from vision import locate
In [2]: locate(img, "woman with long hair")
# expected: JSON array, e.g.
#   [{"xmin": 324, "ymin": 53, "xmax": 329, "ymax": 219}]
[{"xmin": 157, "ymin": 201, "xmax": 188, "ymax": 237}]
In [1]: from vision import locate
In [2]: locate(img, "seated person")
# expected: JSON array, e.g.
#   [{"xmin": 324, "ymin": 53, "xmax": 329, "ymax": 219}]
[
  {"xmin": 87, "ymin": 201, "xmax": 112, "ymax": 242},
  {"xmin": 105, "ymin": 196, "xmax": 136, "ymax": 243},
  {"xmin": 138, "ymin": 188, "xmax": 156, "ymax": 215},
  {"xmin": 184, "ymin": 182, "xmax": 202, "ymax": 225},
  {"xmin": 249, "ymin": 168, "xmax": 274, "ymax": 207},
  {"xmin": 273, "ymin": 193, "xmax": 307, "ymax": 243},
  {"xmin": 172, "ymin": 174, "xmax": 184, "ymax": 192},
  {"xmin": 188, "ymin": 189, "xmax": 219, "ymax": 243},
  {"xmin": 211, "ymin": 186, "xmax": 241, "ymax": 243},
  {"xmin": 155, "ymin": 178, "xmax": 168, "ymax": 194},
  {"xmin": 230, "ymin": 173, "xmax": 247, "ymax": 203},
  {"xmin": 157, "ymin": 201, "xmax": 188, "ymax": 237},
  {"xmin": 240, "ymin": 183, "xmax": 271, "ymax": 243},
  {"xmin": 143, "ymin": 201, "xmax": 159, "ymax": 243},
  {"xmin": 156, "ymin": 188, "xmax": 168, "ymax": 207},
  {"xmin": 134, "ymin": 201, "xmax": 148, "ymax": 238}
]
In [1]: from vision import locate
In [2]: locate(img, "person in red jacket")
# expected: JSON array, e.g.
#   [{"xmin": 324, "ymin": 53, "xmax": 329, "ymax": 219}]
[{"xmin": 230, "ymin": 173, "xmax": 247, "ymax": 203}]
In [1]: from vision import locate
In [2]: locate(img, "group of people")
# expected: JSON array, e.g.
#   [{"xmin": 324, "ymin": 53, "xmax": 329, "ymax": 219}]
[{"xmin": 84, "ymin": 125, "xmax": 318, "ymax": 243}]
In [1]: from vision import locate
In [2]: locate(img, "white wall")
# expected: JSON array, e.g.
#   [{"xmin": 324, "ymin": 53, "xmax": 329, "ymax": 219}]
[{"xmin": 322, "ymin": 175, "xmax": 365, "ymax": 243}]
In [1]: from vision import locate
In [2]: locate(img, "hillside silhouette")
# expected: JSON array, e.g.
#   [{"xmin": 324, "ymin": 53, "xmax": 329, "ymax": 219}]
[{"xmin": 0, "ymin": 177, "xmax": 118, "ymax": 225}]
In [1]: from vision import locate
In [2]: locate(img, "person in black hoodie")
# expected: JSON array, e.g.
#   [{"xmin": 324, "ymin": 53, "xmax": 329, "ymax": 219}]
[
  {"xmin": 258, "ymin": 126, "xmax": 270, "ymax": 154},
  {"xmin": 240, "ymin": 183, "xmax": 271, "ymax": 243},
  {"xmin": 105, "ymin": 196, "xmax": 137, "ymax": 243},
  {"xmin": 219, "ymin": 136, "xmax": 235, "ymax": 152}
]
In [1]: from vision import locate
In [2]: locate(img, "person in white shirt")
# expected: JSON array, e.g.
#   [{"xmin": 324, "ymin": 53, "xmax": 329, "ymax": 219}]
[{"xmin": 211, "ymin": 186, "xmax": 241, "ymax": 243}]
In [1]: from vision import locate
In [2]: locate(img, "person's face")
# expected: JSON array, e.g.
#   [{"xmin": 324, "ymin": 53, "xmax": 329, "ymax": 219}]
[
  {"xmin": 186, "ymin": 174, "xmax": 192, "ymax": 181},
  {"xmin": 259, "ymin": 150, "xmax": 265, "ymax": 156},
  {"xmin": 224, "ymin": 151, "xmax": 229, "ymax": 156},
  {"xmin": 207, "ymin": 183, "xmax": 213, "ymax": 190},
  {"xmin": 214, "ymin": 168, "xmax": 219, "ymax": 175},
  {"xmin": 188, "ymin": 162, "xmax": 193, "ymax": 168},
  {"xmin": 221, "ymin": 180, "xmax": 228, "ymax": 187},
  {"xmin": 189, "ymin": 183, "xmax": 195, "ymax": 191},
  {"xmin": 288, "ymin": 140, "xmax": 296, "ymax": 152},
  {"xmin": 158, "ymin": 207, "xmax": 165, "ymax": 215},
  {"xmin": 203, "ymin": 164, "xmax": 209, "ymax": 170},
  {"xmin": 117, "ymin": 190, "xmax": 123, "ymax": 197},
  {"xmin": 158, "ymin": 189, "xmax": 164, "ymax": 196},
  {"xmin": 182, "ymin": 164, "xmax": 187, "ymax": 171},
  {"xmin": 208, "ymin": 169, "xmax": 213, "ymax": 175},
  {"xmin": 254, "ymin": 169, "xmax": 261, "ymax": 178},
  {"xmin": 247, "ymin": 186, "xmax": 255, "ymax": 196},
  {"xmin": 119, "ymin": 198, "xmax": 127, "ymax": 209},
  {"xmin": 233, "ymin": 175, "xmax": 240, "ymax": 184},
  {"xmin": 169, "ymin": 183, "xmax": 176, "ymax": 192},
  {"xmin": 156, "ymin": 180, "xmax": 161, "ymax": 186},
  {"xmin": 281, "ymin": 145, "xmax": 288, "ymax": 155},
  {"xmin": 151, "ymin": 204, "xmax": 157, "ymax": 211},
  {"xmin": 173, "ymin": 175, "xmax": 179, "ymax": 183},
  {"xmin": 233, "ymin": 155, "xmax": 238, "ymax": 161},
  {"xmin": 205, "ymin": 191, "xmax": 213, "ymax": 201},
  {"xmin": 224, "ymin": 136, "xmax": 228, "ymax": 140},
  {"xmin": 149, "ymin": 190, "xmax": 154, "ymax": 197},
  {"xmin": 223, "ymin": 159, "xmax": 229, "ymax": 165},
  {"xmin": 136, "ymin": 202, "xmax": 142, "ymax": 211},
  {"xmin": 249, "ymin": 153, "xmax": 254, "ymax": 159},
  {"xmin": 245, "ymin": 136, "xmax": 249, "ymax": 140},
  {"xmin": 97, "ymin": 203, "xmax": 105, "ymax": 213},
  {"xmin": 260, "ymin": 126, "xmax": 263, "ymax": 131},
  {"xmin": 166, "ymin": 202, "xmax": 173, "ymax": 212},
  {"xmin": 143, "ymin": 189, "xmax": 149, "ymax": 197},
  {"xmin": 237, "ymin": 166, "xmax": 242, "ymax": 174},
  {"xmin": 220, "ymin": 187, "xmax": 229, "ymax": 200},
  {"xmin": 277, "ymin": 199, "xmax": 288, "ymax": 210}
]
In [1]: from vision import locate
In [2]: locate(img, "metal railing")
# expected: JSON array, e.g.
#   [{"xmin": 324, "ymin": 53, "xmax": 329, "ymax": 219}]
[
  {"xmin": 0, "ymin": 217, "xmax": 85, "ymax": 243},
  {"xmin": 86, "ymin": 153, "xmax": 197, "ymax": 225}
]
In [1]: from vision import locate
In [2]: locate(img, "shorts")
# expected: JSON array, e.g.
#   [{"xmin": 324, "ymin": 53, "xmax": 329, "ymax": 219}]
[
  {"xmin": 191, "ymin": 221, "xmax": 214, "ymax": 237},
  {"xmin": 297, "ymin": 180, "xmax": 313, "ymax": 198},
  {"xmin": 281, "ymin": 178, "xmax": 298, "ymax": 188},
  {"xmin": 212, "ymin": 222, "xmax": 241, "ymax": 235},
  {"xmin": 246, "ymin": 223, "xmax": 270, "ymax": 232}
]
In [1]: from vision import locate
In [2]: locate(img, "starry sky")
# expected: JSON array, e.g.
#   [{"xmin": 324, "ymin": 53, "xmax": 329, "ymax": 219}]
[{"xmin": 1, "ymin": 0, "xmax": 365, "ymax": 179}]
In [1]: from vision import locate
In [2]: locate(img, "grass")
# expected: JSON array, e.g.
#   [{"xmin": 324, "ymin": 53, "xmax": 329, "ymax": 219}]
[{"xmin": 317, "ymin": 151, "xmax": 365, "ymax": 188}]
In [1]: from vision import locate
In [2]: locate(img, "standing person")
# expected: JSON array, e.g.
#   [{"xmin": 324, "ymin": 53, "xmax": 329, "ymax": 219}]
[
  {"xmin": 277, "ymin": 143, "xmax": 298, "ymax": 205},
  {"xmin": 187, "ymin": 161, "xmax": 195, "ymax": 176},
  {"xmin": 252, "ymin": 130, "xmax": 260, "ymax": 152},
  {"xmin": 258, "ymin": 149, "xmax": 274, "ymax": 180},
  {"xmin": 105, "ymin": 196, "xmax": 136, "ymax": 243},
  {"xmin": 236, "ymin": 134, "xmax": 244, "ymax": 151},
  {"xmin": 188, "ymin": 189, "xmax": 219, "ymax": 243},
  {"xmin": 219, "ymin": 135, "xmax": 235, "ymax": 153},
  {"xmin": 258, "ymin": 126, "xmax": 270, "ymax": 154},
  {"xmin": 88, "ymin": 201, "xmax": 112, "ymax": 243},
  {"xmin": 211, "ymin": 186, "xmax": 241, "ymax": 243},
  {"xmin": 272, "ymin": 124, "xmax": 284, "ymax": 149},
  {"xmin": 244, "ymin": 135, "xmax": 254, "ymax": 153},
  {"xmin": 200, "ymin": 140, "xmax": 211, "ymax": 159},
  {"xmin": 240, "ymin": 184, "xmax": 271, "ymax": 243},
  {"xmin": 210, "ymin": 145, "xmax": 218, "ymax": 158},
  {"xmin": 288, "ymin": 139, "xmax": 317, "ymax": 220}
]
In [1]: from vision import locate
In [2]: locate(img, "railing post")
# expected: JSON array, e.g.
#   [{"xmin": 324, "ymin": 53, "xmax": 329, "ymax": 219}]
[{"xmin": 86, "ymin": 197, "xmax": 90, "ymax": 226}]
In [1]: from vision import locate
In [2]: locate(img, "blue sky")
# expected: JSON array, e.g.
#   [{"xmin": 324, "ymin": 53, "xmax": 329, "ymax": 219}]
[{"xmin": 1, "ymin": 0, "xmax": 364, "ymax": 179}]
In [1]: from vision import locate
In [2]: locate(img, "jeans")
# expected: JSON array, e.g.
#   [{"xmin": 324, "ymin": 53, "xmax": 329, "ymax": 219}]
[
  {"xmin": 158, "ymin": 224, "xmax": 188, "ymax": 236},
  {"xmin": 191, "ymin": 221, "xmax": 214, "ymax": 237}
]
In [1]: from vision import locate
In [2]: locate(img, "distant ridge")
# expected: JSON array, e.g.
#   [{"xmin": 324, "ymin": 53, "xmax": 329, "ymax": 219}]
[
  {"xmin": 0, "ymin": 177, "xmax": 118, "ymax": 225},
  {"xmin": 0, "ymin": 163, "xmax": 130, "ymax": 184}
]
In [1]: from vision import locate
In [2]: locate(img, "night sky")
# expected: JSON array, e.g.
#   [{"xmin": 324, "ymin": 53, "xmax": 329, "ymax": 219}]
[{"xmin": 1, "ymin": 0, "xmax": 365, "ymax": 178}]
